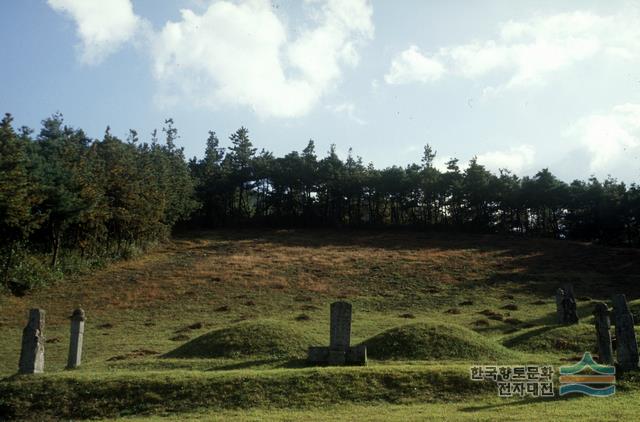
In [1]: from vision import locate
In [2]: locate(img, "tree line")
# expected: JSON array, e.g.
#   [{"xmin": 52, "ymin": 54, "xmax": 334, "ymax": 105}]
[
  {"xmin": 2, "ymin": 112, "xmax": 640, "ymax": 292},
  {"xmin": 0, "ymin": 113, "xmax": 196, "ymax": 293},
  {"xmin": 188, "ymin": 126, "xmax": 640, "ymax": 244}
]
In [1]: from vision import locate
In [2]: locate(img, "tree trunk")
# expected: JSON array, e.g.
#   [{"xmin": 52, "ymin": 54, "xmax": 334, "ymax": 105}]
[
  {"xmin": 51, "ymin": 224, "xmax": 61, "ymax": 269},
  {"xmin": 1, "ymin": 245, "xmax": 14, "ymax": 286}
]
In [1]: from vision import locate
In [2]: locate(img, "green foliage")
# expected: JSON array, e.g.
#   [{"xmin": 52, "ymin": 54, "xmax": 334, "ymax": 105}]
[
  {"xmin": 0, "ymin": 114, "xmax": 44, "ymax": 286},
  {"xmin": 0, "ymin": 113, "xmax": 198, "ymax": 294},
  {"xmin": 361, "ymin": 322, "xmax": 516, "ymax": 361},
  {"xmin": 0, "ymin": 249, "xmax": 60, "ymax": 295},
  {"xmin": 185, "ymin": 128, "xmax": 640, "ymax": 246}
]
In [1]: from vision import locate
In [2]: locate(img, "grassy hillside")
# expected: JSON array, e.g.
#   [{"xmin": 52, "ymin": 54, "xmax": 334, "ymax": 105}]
[{"xmin": 1, "ymin": 229, "xmax": 640, "ymax": 420}]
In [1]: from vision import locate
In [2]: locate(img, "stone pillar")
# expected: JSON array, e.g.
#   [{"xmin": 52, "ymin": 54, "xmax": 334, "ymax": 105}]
[
  {"xmin": 18, "ymin": 309, "xmax": 45, "ymax": 374},
  {"xmin": 555, "ymin": 288, "xmax": 564, "ymax": 322},
  {"xmin": 308, "ymin": 301, "xmax": 366, "ymax": 366},
  {"xmin": 556, "ymin": 284, "xmax": 578, "ymax": 325},
  {"xmin": 328, "ymin": 301, "xmax": 352, "ymax": 365},
  {"xmin": 612, "ymin": 294, "xmax": 639, "ymax": 371},
  {"xmin": 593, "ymin": 302, "xmax": 614, "ymax": 365},
  {"xmin": 66, "ymin": 308, "xmax": 86, "ymax": 369}
]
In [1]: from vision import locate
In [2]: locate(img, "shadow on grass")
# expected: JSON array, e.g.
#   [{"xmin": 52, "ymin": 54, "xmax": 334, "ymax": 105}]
[
  {"xmin": 521, "ymin": 302, "xmax": 597, "ymax": 328},
  {"xmin": 208, "ymin": 358, "xmax": 307, "ymax": 371},
  {"xmin": 0, "ymin": 373, "xmax": 20, "ymax": 382},
  {"xmin": 502, "ymin": 326, "xmax": 559, "ymax": 349}
]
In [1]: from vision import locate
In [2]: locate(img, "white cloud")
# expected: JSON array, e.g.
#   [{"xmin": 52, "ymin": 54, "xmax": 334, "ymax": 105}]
[
  {"xmin": 387, "ymin": 10, "xmax": 640, "ymax": 90},
  {"xmin": 48, "ymin": 0, "xmax": 143, "ymax": 64},
  {"xmin": 449, "ymin": 11, "xmax": 610, "ymax": 88},
  {"xmin": 153, "ymin": 0, "xmax": 374, "ymax": 118},
  {"xmin": 476, "ymin": 145, "xmax": 536, "ymax": 173},
  {"xmin": 566, "ymin": 104, "xmax": 640, "ymax": 172},
  {"xmin": 384, "ymin": 45, "xmax": 445, "ymax": 84},
  {"xmin": 326, "ymin": 102, "xmax": 366, "ymax": 125},
  {"xmin": 443, "ymin": 40, "xmax": 510, "ymax": 79}
]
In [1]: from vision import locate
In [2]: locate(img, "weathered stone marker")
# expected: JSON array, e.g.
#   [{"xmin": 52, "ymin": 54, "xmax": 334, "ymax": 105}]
[
  {"xmin": 612, "ymin": 294, "xmax": 639, "ymax": 371},
  {"xmin": 18, "ymin": 309, "xmax": 45, "ymax": 374},
  {"xmin": 66, "ymin": 308, "xmax": 86, "ymax": 369},
  {"xmin": 555, "ymin": 284, "xmax": 579, "ymax": 325},
  {"xmin": 593, "ymin": 302, "xmax": 614, "ymax": 365},
  {"xmin": 328, "ymin": 301, "xmax": 351, "ymax": 364},
  {"xmin": 308, "ymin": 301, "xmax": 367, "ymax": 366},
  {"xmin": 555, "ymin": 288, "xmax": 563, "ymax": 321}
]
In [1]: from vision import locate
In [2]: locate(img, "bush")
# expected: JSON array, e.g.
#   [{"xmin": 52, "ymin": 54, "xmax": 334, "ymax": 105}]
[{"xmin": 2, "ymin": 252, "xmax": 60, "ymax": 296}]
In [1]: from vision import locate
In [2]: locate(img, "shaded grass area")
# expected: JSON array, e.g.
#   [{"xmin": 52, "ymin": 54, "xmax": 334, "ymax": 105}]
[
  {"xmin": 0, "ymin": 366, "xmax": 492, "ymax": 420},
  {"xmin": 503, "ymin": 324, "xmax": 598, "ymax": 354}
]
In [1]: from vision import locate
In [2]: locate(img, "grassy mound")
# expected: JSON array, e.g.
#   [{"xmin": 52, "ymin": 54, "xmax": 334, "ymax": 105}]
[
  {"xmin": 164, "ymin": 320, "xmax": 319, "ymax": 359},
  {"xmin": 361, "ymin": 322, "xmax": 515, "ymax": 361},
  {"xmin": 0, "ymin": 366, "xmax": 492, "ymax": 420},
  {"xmin": 503, "ymin": 324, "xmax": 595, "ymax": 353}
]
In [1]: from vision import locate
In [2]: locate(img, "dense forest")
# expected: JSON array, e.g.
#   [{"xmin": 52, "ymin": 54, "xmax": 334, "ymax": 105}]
[{"xmin": 2, "ymin": 112, "xmax": 640, "ymax": 293}]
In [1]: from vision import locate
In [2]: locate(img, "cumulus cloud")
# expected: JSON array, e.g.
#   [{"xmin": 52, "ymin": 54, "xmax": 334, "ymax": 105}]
[
  {"xmin": 476, "ymin": 145, "xmax": 536, "ymax": 173},
  {"xmin": 566, "ymin": 104, "xmax": 640, "ymax": 172},
  {"xmin": 153, "ymin": 0, "xmax": 374, "ymax": 118},
  {"xmin": 384, "ymin": 45, "xmax": 445, "ymax": 84},
  {"xmin": 47, "ymin": 0, "xmax": 143, "ymax": 64},
  {"xmin": 326, "ymin": 102, "xmax": 366, "ymax": 125},
  {"xmin": 386, "ymin": 10, "xmax": 640, "ymax": 90}
]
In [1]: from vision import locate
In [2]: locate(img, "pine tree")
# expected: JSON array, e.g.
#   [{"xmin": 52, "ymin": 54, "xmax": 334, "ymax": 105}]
[
  {"xmin": 226, "ymin": 127, "xmax": 257, "ymax": 219},
  {"xmin": 0, "ymin": 114, "xmax": 43, "ymax": 284}
]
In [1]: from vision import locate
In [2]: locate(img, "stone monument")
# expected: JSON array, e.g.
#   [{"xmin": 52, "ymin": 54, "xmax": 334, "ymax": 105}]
[
  {"xmin": 555, "ymin": 284, "xmax": 579, "ymax": 325},
  {"xmin": 612, "ymin": 294, "xmax": 639, "ymax": 371},
  {"xmin": 18, "ymin": 309, "xmax": 45, "ymax": 374},
  {"xmin": 593, "ymin": 302, "xmax": 614, "ymax": 365},
  {"xmin": 66, "ymin": 308, "xmax": 86, "ymax": 369},
  {"xmin": 308, "ymin": 301, "xmax": 367, "ymax": 366}
]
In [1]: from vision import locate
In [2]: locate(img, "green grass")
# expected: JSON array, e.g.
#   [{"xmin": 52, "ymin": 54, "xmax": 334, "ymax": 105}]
[
  {"xmin": 110, "ymin": 392, "xmax": 640, "ymax": 421},
  {"xmin": 2, "ymin": 229, "xmax": 640, "ymax": 420},
  {"xmin": 362, "ymin": 321, "xmax": 518, "ymax": 361},
  {"xmin": 0, "ymin": 365, "xmax": 492, "ymax": 420},
  {"xmin": 503, "ymin": 324, "xmax": 598, "ymax": 354},
  {"xmin": 164, "ymin": 320, "xmax": 322, "ymax": 359}
]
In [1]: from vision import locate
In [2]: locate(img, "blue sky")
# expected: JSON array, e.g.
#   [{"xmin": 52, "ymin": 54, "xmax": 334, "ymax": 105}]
[{"xmin": 2, "ymin": 0, "xmax": 640, "ymax": 182}]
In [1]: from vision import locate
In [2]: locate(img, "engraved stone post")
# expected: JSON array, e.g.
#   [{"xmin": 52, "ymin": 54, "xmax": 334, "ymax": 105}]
[
  {"xmin": 18, "ymin": 309, "xmax": 45, "ymax": 374},
  {"xmin": 66, "ymin": 308, "xmax": 85, "ymax": 369},
  {"xmin": 612, "ymin": 294, "xmax": 639, "ymax": 371},
  {"xmin": 328, "ymin": 301, "xmax": 352, "ymax": 365},
  {"xmin": 307, "ymin": 301, "xmax": 366, "ymax": 366},
  {"xmin": 556, "ymin": 284, "xmax": 578, "ymax": 325},
  {"xmin": 593, "ymin": 302, "xmax": 614, "ymax": 365},
  {"xmin": 555, "ymin": 288, "xmax": 564, "ymax": 322}
]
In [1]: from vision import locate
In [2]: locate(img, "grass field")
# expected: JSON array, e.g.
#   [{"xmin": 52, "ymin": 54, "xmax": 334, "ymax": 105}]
[{"xmin": 2, "ymin": 229, "xmax": 640, "ymax": 420}]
